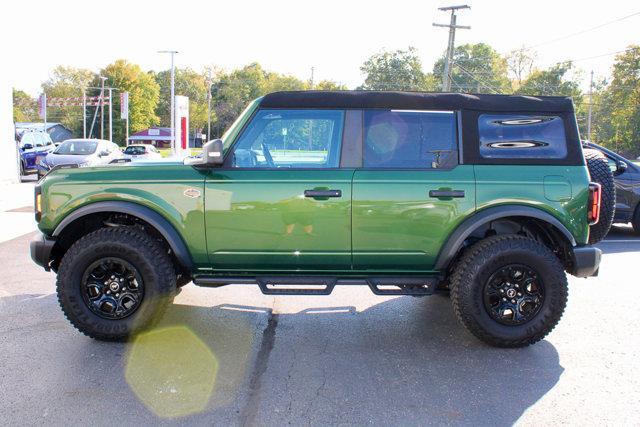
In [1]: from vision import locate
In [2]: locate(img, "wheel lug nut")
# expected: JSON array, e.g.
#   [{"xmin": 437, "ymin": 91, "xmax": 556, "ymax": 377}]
[
  {"xmin": 517, "ymin": 292, "xmax": 522, "ymax": 296},
  {"xmin": 502, "ymin": 298, "xmax": 507, "ymax": 301},
  {"xmin": 119, "ymin": 278, "xmax": 124, "ymax": 282},
  {"xmin": 500, "ymin": 289, "xmax": 504, "ymax": 293},
  {"xmin": 106, "ymin": 290, "xmax": 111, "ymax": 294},
  {"xmin": 111, "ymin": 275, "xmax": 115, "ymax": 279},
  {"xmin": 511, "ymin": 299, "xmax": 516, "ymax": 303},
  {"xmin": 515, "ymin": 284, "xmax": 519, "ymax": 288},
  {"xmin": 116, "ymin": 293, "xmax": 120, "ymax": 297}
]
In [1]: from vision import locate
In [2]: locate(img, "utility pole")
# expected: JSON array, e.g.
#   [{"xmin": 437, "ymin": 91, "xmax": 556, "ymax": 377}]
[
  {"xmin": 207, "ymin": 69, "xmax": 212, "ymax": 141},
  {"xmin": 99, "ymin": 76, "xmax": 107, "ymax": 139},
  {"xmin": 433, "ymin": 5, "xmax": 470, "ymax": 92},
  {"xmin": 310, "ymin": 67, "xmax": 315, "ymax": 89},
  {"xmin": 587, "ymin": 70, "xmax": 594, "ymax": 141},
  {"xmin": 108, "ymin": 87, "xmax": 113, "ymax": 142},
  {"xmin": 159, "ymin": 50, "xmax": 178, "ymax": 153},
  {"xmin": 82, "ymin": 89, "xmax": 87, "ymax": 138}
]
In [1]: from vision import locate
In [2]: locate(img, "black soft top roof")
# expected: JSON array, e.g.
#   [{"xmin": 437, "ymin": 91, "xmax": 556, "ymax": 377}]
[{"xmin": 260, "ymin": 91, "xmax": 574, "ymax": 113}]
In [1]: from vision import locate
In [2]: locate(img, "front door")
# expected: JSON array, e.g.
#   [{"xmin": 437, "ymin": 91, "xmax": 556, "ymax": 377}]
[
  {"xmin": 205, "ymin": 108, "xmax": 353, "ymax": 272},
  {"xmin": 352, "ymin": 109, "xmax": 475, "ymax": 272}
]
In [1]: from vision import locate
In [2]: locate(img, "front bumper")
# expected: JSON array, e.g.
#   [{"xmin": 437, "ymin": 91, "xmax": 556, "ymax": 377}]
[
  {"xmin": 30, "ymin": 233, "xmax": 55, "ymax": 271},
  {"xmin": 570, "ymin": 246, "xmax": 602, "ymax": 277}
]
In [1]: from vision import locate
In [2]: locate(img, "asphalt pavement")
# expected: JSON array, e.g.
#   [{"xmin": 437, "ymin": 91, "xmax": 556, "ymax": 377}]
[{"xmin": 1, "ymin": 219, "xmax": 639, "ymax": 425}]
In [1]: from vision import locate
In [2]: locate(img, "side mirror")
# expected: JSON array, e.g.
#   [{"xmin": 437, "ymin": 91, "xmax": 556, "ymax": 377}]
[
  {"xmin": 22, "ymin": 143, "xmax": 33, "ymax": 150},
  {"xmin": 185, "ymin": 139, "xmax": 224, "ymax": 167},
  {"xmin": 99, "ymin": 150, "xmax": 109, "ymax": 157},
  {"xmin": 615, "ymin": 161, "xmax": 628, "ymax": 176}
]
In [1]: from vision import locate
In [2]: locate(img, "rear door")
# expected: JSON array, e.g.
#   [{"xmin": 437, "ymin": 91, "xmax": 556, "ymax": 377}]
[
  {"xmin": 352, "ymin": 110, "xmax": 475, "ymax": 272},
  {"xmin": 204, "ymin": 108, "xmax": 353, "ymax": 271}
]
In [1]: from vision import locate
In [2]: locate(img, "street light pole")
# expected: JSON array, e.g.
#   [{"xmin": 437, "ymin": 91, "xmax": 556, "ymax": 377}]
[
  {"xmin": 158, "ymin": 50, "xmax": 178, "ymax": 153},
  {"xmin": 433, "ymin": 5, "xmax": 470, "ymax": 92},
  {"xmin": 207, "ymin": 69, "xmax": 212, "ymax": 141},
  {"xmin": 108, "ymin": 87, "xmax": 113, "ymax": 142}
]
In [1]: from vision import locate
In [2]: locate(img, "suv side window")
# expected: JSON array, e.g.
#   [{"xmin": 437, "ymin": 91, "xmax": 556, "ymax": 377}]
[
  {"xmin": 363, "ymin": 110, "xmax": 457, "ymax": 169},
  {"xmin": 478, "ymin": 114, "xmax": 567, "ymax": 159},
  {"xmin": 231, "ymin": 109, "xmax": 344, "ymax": 169}
]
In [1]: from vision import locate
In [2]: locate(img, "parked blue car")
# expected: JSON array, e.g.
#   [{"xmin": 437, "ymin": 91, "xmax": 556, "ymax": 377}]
[{"xmin": 17, "ymin": 130, "xmax": 55, "ymax": 175}]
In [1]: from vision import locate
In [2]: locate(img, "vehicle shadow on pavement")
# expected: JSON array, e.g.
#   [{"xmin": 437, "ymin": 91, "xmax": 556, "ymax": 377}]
[{"xmin": 0, "ymin": 291, "xmax": 563, "ymax": 426}]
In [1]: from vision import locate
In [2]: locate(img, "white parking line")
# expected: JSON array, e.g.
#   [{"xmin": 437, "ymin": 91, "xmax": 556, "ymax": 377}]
[{"xmin": 599, "ymin": 239, "xmax": 640, "ymax": 243}]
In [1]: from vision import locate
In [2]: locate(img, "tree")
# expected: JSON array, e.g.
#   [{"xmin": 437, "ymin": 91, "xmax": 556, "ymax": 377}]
[
  {"xmin": 311, "ymin": 80, "xmax": 348, "ymax": 91},
  {"xmin": 41, "ymin": 66, "xmax": 96, "ymax": 136},
  {"xmin": 13, "ymin": 89, "xmax": 38, "ymax": 122},
  {"xmin": 359, "ymin": 47, "xmax": 437, "ymax": 91},
  {"xmin": 101, "ymin": 60, "xmax": 160, "ymax": 144},
  {"xmin": 210, "ymin": 63, "xmax": 308, "ymax": 137},
  {"xmin": 597, "ymin": 47, "xmax": 640, "ymax": 155},
  {"xmin": 506, "ymin": 46, "xmax": 537, "ymax": 89},
  {"xmin": 516, "ymin": 61, "xmax": 582, "ymax": 99},
  {"xmin": 154, "ymin": 68, "xmax": 210, "ymax": 134},
  {"xmin": 433, "ymin": 43, "xmax": 510, "ymax": 93}
]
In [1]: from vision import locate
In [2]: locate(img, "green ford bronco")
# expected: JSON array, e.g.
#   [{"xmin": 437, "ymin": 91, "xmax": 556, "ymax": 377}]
[{"xmin": 31, "ymin": 91, "xmax": 603, "ymax": 347}]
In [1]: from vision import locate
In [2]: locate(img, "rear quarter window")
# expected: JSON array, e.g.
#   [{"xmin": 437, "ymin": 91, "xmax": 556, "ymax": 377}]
[{"xmin": 479, "ymin": 114, "xmax": 567, "ymax": 159}]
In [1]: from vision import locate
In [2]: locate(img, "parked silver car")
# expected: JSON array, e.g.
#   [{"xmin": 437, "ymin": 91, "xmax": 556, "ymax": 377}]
[
  {"xmin": 37, "ymin": 139, "xmax": 123, "ymax": 177},
  {"xmin": 122, "ymin": 144, "xmax": 162, "ymax": 160}
]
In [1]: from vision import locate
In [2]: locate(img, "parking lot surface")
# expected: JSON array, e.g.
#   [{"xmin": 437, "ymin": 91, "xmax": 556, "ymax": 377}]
[{"xmin": 1, "ymin": 203, "xmax": 639, "ymax": 424}]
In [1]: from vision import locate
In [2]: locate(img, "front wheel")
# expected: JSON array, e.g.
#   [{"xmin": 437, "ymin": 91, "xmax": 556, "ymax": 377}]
[
  {"xmin": 56, "ymin": 226, "xmax": 176, "ymax": 341},
  {"xmin": 450, "ymin": 235, "xmax": 568, "ymax": 348}
]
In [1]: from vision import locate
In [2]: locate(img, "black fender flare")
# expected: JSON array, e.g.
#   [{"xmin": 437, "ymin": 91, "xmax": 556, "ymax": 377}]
[
  {"xmin": 434, "ymin": 205, "xmax": 577, "ymax": 270},
  {"xmin": 52, "ymin": 201, "xmax": 193, "ymax": 270}
]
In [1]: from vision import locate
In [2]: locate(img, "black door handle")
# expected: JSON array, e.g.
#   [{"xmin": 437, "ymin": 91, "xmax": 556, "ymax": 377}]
[
  {"xmin": 304, "ymin": 189, "xmax": 342, "ymax": 198},
  {"xmin": 429, "ymin": 189, "xmax": 465, "ymax": 198}
]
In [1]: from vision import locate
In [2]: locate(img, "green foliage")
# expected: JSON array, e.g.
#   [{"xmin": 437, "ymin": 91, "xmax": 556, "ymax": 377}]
[
  {"xmin": 210, "ymin": 63, "xmax": 307, "ymax": 137},
  {"xmin": 154, "ymin": 68, "xmax": 210, "ymax": 133},
  {"xmin": 101, "ymin": 60, "xmax": 160, "ymax": 144},
  {"xmin": 590, "ymin": 47, "xmax": 640, "ymax": 155},
  {"xmin": 433, "ymin": 43, "xmax": 511, "ymax": 93},
  {"xmin": 517, "ymin": 62, "xmax": 582, "ymax": 99},
  {"xmin": 41, "ymin": 66, "xmax": 96, "ymax": 136},
  {"xmin": 311, "ymin": 80, "xmax": 348, "ymax": 91},
  {"xmin": 359, "ymin": 47, "xmax": 437, "ymax": 91},
  {"xmin": 13, "ymin": 89, "xmax": 38, "ymax": 122}
]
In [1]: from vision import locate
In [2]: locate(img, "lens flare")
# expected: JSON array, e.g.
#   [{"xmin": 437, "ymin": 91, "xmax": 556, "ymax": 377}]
[{"xmin": 125, "ymin": 326, "xmax": 219, "ymax": 418}]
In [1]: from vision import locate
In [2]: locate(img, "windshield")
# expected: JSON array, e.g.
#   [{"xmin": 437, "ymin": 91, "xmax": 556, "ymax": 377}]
[
  {"xmin": 222, "ymin": 99, "xmax": 261, "ymax": 153},
  {"xmin": 124, "ymin": 146, "xmax": 146, "ymax": 155},
  {"xmin": 55, "ymin": 140, "xmax": 98, "ymax": 155}
]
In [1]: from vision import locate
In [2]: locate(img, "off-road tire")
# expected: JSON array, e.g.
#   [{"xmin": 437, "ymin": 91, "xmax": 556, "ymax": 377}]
[
  {"xmin": 450, "ymin": 234, "xmax": 568, "ymax": 348},
  {"xmin": 56, "ymin": 226, "xmax": 176, "ymax": 341},
  {"xmin": 584, "ymin": 148, "xmax": 615, "ymax": 244}
]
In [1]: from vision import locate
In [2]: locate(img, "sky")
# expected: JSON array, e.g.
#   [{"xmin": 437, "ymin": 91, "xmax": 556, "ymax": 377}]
[{"xmin": 2, "ymin": 0, "xmax": 639, "ymax": 96}]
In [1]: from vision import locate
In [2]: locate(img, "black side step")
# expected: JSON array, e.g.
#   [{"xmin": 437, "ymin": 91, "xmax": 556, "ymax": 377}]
[
  {"xmin": 257, "ymin": 277, "xmax": 337, "ymax": 295},
  {"xmin": 193, "ymin": 276, "xmax": 438, "ymax": 296},
  {"xmin": 366, "ymin": 277, "xmax": 437, "ymax": 296}
]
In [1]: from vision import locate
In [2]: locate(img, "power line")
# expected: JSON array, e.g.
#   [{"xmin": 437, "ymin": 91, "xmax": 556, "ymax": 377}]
[{"xmin": 525, "ymin": 11, "xmax": 640, "ymax": 49}]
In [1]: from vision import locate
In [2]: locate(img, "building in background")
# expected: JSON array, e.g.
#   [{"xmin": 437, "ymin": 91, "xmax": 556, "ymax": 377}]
[{"xmin": 128, "ymin": 127, "xmax": 204, "ymax": 149}]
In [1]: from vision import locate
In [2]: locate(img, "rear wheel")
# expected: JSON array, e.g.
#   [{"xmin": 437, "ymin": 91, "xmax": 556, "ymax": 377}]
[
  {"xmin": 450, "ymin": 235, "xmax": 567, "ymax": 348},
  {"xmin": 56, "ymin": 226, "xmax": 176, "ymax": 341},
  {"xmin": 584, "ymin": 148, "xmax": 615, "ymax": 243}
]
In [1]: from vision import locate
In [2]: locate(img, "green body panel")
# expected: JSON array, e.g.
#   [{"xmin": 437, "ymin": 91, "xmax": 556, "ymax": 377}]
[
  {"xmin": 352, "ymin": 166, "xmax": 476, "ymax": 272},
  {"xmin": 36, "ymin": 99, "xmax": 593, "ymax": 276},
  {"xmin": 474, "ymin": 165, "xmax": 591, "ymax": 245},
  {"xmin": 37, "ymin": 163, "xmax": 210, "ymax": 267},
  {"xmin": 204, "ymin": 169, "xmax": 353, "ymax": 271}
]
